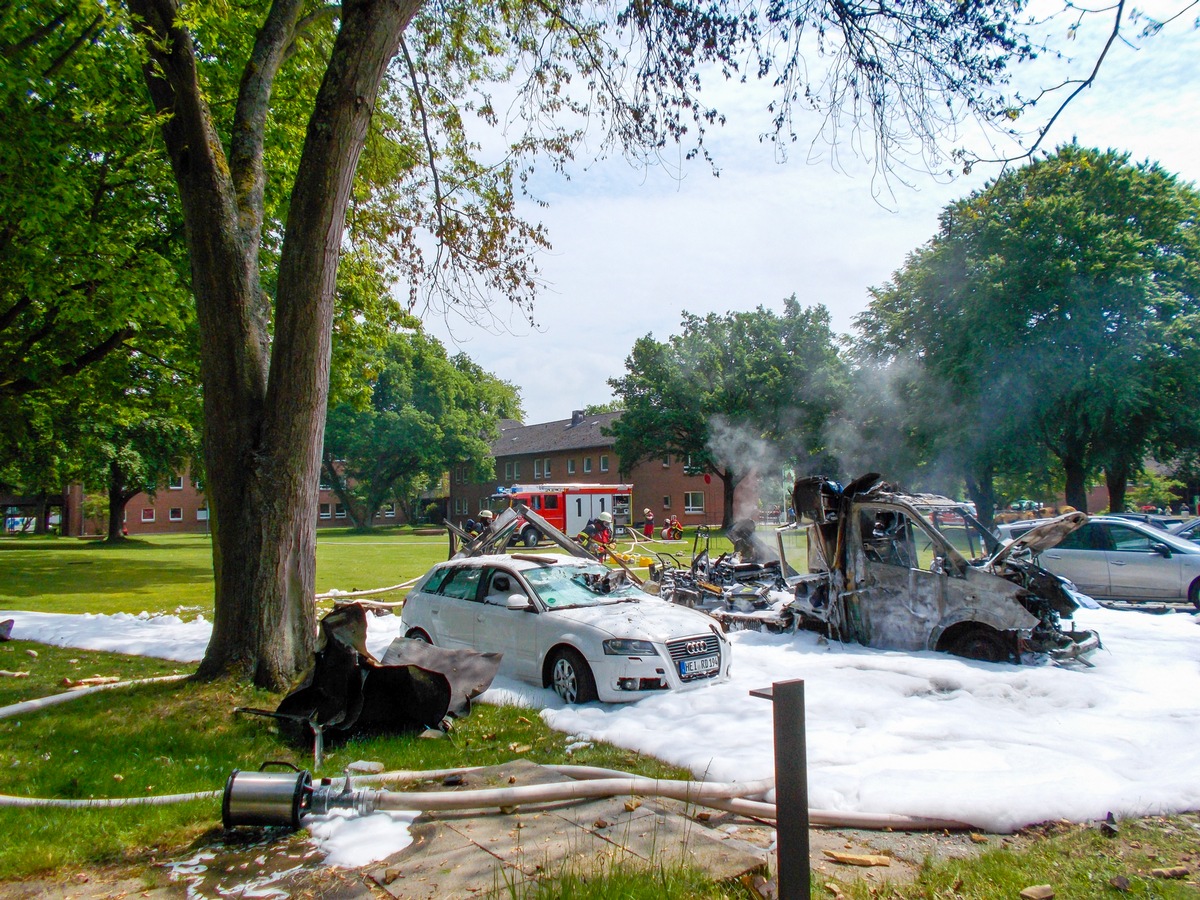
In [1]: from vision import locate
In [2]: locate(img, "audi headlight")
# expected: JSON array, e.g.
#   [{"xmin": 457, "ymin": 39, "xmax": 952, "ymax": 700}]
[{"xmin": 603, "ymin": 639, "xmax": 657, "ymax": 656}]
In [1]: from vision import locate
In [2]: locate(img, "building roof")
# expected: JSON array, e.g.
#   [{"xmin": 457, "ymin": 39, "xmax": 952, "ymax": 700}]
[{"xmin": 492, "ymin": 410, "xmax": 620, "ymax": 458}]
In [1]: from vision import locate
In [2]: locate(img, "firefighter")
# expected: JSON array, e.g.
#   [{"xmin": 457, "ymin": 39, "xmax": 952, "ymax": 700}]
[
  {"xmin": 592, "ymin": 511, "xmax": 614, "ymax": 560},
  {"xmin": 661, "ymin": 514, "xmax": 682, "ymax": 540}
]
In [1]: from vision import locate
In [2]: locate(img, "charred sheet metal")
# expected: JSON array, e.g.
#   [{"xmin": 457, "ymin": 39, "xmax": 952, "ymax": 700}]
[{"xmin": 240, "ymin": 604, "xmax": 500, "ymax": 762}]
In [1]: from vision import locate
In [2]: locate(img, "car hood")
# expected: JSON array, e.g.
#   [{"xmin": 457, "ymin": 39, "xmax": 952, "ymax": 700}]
[
  {"xmin": 989, "ymin": 511, "xmax": 1089, "ymax": 567},
  {"xmin": 547, "ymin": 597, "xmax": 719, "ymax": 642}
]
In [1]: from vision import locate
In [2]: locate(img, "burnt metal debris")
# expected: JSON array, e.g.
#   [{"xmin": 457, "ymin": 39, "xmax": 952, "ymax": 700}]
[
  {"xmin": 239, "ymin": 603, "xmax": 501, "ymax": 765},
  {"xmin": 658, "ymin": 474, "xmax": 1100, "ymax": 665},
  {"xmin": 652, "ymin": 521, "xmax": 794, "ymax": 617}
]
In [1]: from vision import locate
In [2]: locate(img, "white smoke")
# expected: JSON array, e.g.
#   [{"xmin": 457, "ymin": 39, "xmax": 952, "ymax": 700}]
[{"xmin": 705, "ymin": 415, "xmax": 792, "ymax": 521}]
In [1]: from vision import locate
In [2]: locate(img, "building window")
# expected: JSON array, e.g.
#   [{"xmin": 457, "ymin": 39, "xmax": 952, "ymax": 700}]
[
  {"xmin": 319, "ymin": 479, "xmax": 332, "ymax": 491},
  {"xmin": 319, "ymin": 503, "xmax": 331, "ymax": 520},
  {"xmin": 567, "ymin": 459, "xmax": 576, "ymax": 475},
  {"xmin": 662, "ymin": 454, "xmax": 671, "ymax": 467},
  {"xmin": 141, "ymin": 508, "xmax": 155, "ymax": 523},
  {"xmin": 513, "ymin": 461, "xmax": 520, "ymax": 478},
  {"xmin": 169, "ymin": 474, "xmax": 183, "ymax": 490},
  {"xmin": 583, "ymin": 457, "xmax": 592, "ymax": 474},
  {"xmin": 193, "ymin": 477, "xmax": 204, "ymax": 491},
  {"xmin": 534, "ymin": 459, "xmax": 543, "ymax": 479},
  {"xmin": 544, "ymin": 458, "xmax": 552, "ymax": 477},
  {"xmin": 197, "ymin": 507, "xmax": 209, "ymax": 521},
  {"xmin": 599, "ymin": 455, "xmax": 609, "ymax": 473},
  {"xmin": 662, "ymin": 495, "xmax": 671, "ymax": 510},
  {"xmin": 335, "ymin": 503, "xmax": 347, "ymax": 519},
  {"xmin": 684, "ymin": 492, "xmax": 705, "ymax": 514},
  {"xmin": 383, "ymin": 503, "xmax": 395, "ymax": 518},
  {"xmin": 480, "ymin": 499, "xmax": 490, "ymax": 512},
  {"xmin": 505, "ymin": 461, "xmax": 513, "ymax": 480},
  {"xmin": 169, "ymin": 507, "xmax": 183, "ymax": 522}
]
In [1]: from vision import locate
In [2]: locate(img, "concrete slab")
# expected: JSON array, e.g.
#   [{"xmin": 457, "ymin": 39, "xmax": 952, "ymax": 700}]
[{"xmin": 368, "ymin": 760, "xmax": 768, "ymax": 898}]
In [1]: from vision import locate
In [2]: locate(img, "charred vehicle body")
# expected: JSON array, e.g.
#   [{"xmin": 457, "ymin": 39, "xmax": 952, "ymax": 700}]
[{"xmin": 712, "ymin": 474, "xmax": 1100, "ymax": 664}]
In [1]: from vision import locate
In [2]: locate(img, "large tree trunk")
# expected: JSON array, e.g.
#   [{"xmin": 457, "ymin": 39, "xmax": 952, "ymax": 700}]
[
  {"xmin": 719, "ymin": 469, "xmax": 736, "ymax": 529},
  {"xmin": 130, "ymin": 0, "xmax": 421, "ymax": 689},
  {"xmin": 1063, "ymin": 456, "xmax": 1089, "ymax": 513},
  {"xmin": 322, "ymin": 451, "xmax": 371, "ymax": 529},
  {"xmin": 964, "ymin": 466, "xmax": 997, "ymax": 528},
  {"xmin": 33, "ymin": 493, "xmax": 50, "ymax": 535},
  {"xmin": 1104, "ymin": 462, "xmax": 1130, "ymax": 515},
  {"xmin": 105, "ymin": 460, "xmax": 130, "ymax": 543}
]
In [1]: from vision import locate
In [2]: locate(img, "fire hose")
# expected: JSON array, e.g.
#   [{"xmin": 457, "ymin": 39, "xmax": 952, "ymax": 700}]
[
  {"xmin": 0, "ymin": 682, "xmax": 971, "ymax": 831},
  {"xmin": 0, "ymin": 760, "xmax": 972, "ymax": 831}
]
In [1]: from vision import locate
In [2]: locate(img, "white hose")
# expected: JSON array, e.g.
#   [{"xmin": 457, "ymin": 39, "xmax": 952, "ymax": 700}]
[
  {"xmin": 548, "ymin": 764, "xmax": 970, "ymax": 830},
  {"xmin": 0, "ymin": 756, "xmax": 974, "ymax": 830},
  {"xmin": 368, "ymin": 774, "xmax": 776, "ymax": 814},
  {"xmin": 316, "ymin": 576, "xmax": 420, "ymax": 603},
  {"xmin": 0, "ymin": 674, "xmax": 190, "ymax": 721},
  {"xmin": 349, "ymin": 763, "xmax": 970, "ymax": 830},
  {"xmin": 0, "ymin": 790, "xmax": 220, "ymax": 808}
]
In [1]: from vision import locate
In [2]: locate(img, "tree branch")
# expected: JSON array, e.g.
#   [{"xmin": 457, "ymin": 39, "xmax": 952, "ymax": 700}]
[
  {"xmin": 42, "ymin": 13, "xmax": 101, "ymax": 78},
  {"xmin": 0, "ymin": 327, "xmax": 134, "ymax": 396},
  {"xmin": 399, "ymin": 35, "xmax": 445, "ymax": 240},
  {"xmin": 1025, "ymin": 0, "xmax": 1126, "ymax": 160},
  {"xmin": 0, "ymin": 7, "xmax": 68, "ymax": 58},
  {"xmin": 229, "ymin": 0, "xmax": 306, "ymax": 242}
]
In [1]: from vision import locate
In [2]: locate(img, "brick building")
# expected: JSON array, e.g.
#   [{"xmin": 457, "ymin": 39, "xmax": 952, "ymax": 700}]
[
  {"xmin": 69, "ymin": 465, "xmax": 403, "ymax": 537},
  {"xmin": 448, "ymin": 409, "xmax": 741, "ymax": 532},
  {"xmin": 61, "ymin": 410, "xmax": 762, "ymax": 537}
]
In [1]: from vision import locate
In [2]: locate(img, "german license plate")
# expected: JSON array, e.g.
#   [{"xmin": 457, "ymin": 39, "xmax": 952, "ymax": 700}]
[{"xmin": 680, "ymin": 655, "xmax": 719, "ymax": 677}]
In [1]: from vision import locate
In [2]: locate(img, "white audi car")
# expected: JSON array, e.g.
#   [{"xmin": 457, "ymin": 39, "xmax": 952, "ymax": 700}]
[{"xmin": 400, "ymin": 553, "xmax": 731, "ymax": 703}]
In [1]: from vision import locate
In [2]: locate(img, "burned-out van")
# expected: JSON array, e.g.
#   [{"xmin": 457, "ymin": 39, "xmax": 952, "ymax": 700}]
[{"xmin": 713, "ymin": 474, "xmax": 1100, "ymax": 664}]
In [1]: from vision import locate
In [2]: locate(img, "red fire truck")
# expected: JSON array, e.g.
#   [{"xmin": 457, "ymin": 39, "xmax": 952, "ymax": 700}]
[{"xmin": 490, "ymin": 483, "xmax": 634, "ymax": 547}]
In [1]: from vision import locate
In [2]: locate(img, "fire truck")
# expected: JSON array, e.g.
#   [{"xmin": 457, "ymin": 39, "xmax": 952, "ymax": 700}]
[{"xmin": 490, "ymin": 483, "xmax": 633, "ymax": 547}]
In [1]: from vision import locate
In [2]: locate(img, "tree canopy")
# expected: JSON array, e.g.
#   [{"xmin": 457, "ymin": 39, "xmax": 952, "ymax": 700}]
[
  {"xmin": 0, "ymin": 3, "xmax": 190, "ymax": 399},
  {"xmin": 608, "ymin": 298, "xmax": 847, "ymax": 527},
  {"xmin": 322, "ymin": 325, "xmax": 520, "ymax": 528},
  {"xmin": 856, "ymin": 145, "xmax": 1200, "ymax": 516}
]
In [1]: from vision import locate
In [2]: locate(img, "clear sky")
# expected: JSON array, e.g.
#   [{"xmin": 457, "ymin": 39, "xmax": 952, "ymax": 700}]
[{"xmin": 426, "ymin": 6, "xmax": 1200, "ymax": 425}]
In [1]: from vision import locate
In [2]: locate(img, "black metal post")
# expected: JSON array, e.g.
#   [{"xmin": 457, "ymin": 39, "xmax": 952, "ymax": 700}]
[{"xmin": 752, "ymin": 679, "xmax": 810, "ymax": 900}]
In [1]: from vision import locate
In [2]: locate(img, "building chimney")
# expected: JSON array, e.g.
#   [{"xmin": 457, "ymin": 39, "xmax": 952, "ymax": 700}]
[{"xmin": 570, "ymin": 409, "xmax": 585, "ymax": 426}]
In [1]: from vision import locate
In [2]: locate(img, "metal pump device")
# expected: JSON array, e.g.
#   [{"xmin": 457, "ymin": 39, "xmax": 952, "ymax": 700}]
[{"xmin": 222, "ymin": 762, "xmax": 378, "ymax": 829}]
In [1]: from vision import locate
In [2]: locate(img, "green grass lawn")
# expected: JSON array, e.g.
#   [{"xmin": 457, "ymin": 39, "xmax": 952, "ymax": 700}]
[{"xmin": 0, "ymin": 527, "xmax": 454, "ymax": 616}]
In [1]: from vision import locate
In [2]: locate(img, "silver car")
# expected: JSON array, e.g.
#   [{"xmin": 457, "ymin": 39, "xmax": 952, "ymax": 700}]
[{"xmin": 1022, "ymin": 516, "xmax": 1200, "ymax": 607}]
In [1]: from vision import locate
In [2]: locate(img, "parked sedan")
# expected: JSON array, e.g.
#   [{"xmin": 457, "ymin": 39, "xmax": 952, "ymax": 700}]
[
  {"xmin": 1016, "ymin": 516, "xmax": 1200, "ymax": 608},
  {"xmin": 400, "ymin": 553, "xmax": 732, "ymax": 703}
]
